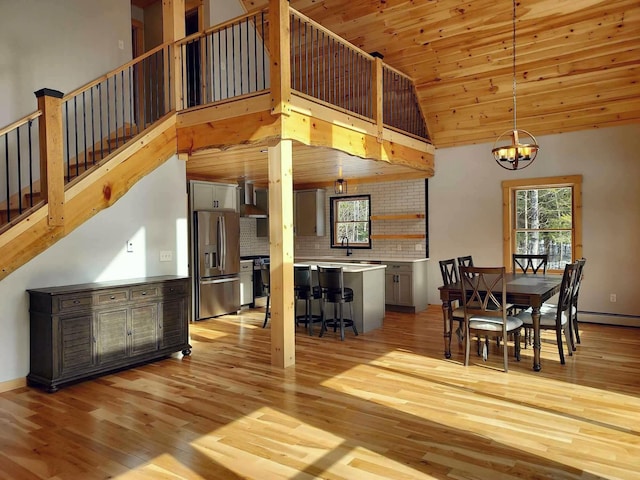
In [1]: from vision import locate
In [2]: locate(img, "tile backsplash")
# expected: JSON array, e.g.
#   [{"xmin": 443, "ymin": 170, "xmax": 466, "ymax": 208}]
[{"xmin": 240, "ymin": 178, "xmax": 428, "ymax": 260}]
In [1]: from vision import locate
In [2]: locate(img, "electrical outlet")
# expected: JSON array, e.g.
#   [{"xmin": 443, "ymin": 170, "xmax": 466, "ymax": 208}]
[
  {"xmin": 609, "ymin": 293, "xmax": 617, "ymax": 303},
  {"xmin": 160, "ymin": 250, "xmax": 173, "ymax": 262},
  {"xmin": 118, "ymin": 39, "xmax": 124, "ymax": 50},
  {"xmin": 126, "ymin": 241, "xmax": 134, "ymax": 253},
  {"xmin": 415, "ymin": 244, "xmax": 422, "ymax": 251}
]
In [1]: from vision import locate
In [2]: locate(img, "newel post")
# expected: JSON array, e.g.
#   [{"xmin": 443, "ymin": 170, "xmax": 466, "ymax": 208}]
[
  {"xmin": 163, "ymin": 0, "xmax": 186, "ymax": 111},
  {"xmin": 371, "ymin": 52, "xmax": 384, "ymax": 143},
  {"xmin": 270, "ymin": 0, "xmax": 291, "ymax": 116},
  {"xmin": 35, "ymin": 88, "xmax": 65, "ymax": 226}
]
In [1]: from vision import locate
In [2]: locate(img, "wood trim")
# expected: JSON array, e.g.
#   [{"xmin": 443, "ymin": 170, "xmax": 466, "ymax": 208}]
[
  {"xmin": 502, "ymin": 175, "xmax": 583, "ymax": 272},
  {"xmin": 370, "ymin": 213, "xmax": 425, "ymax": 221},
  {"xmin": 0, "ymin": 377, "xmax": 26, "ymax": 393}
]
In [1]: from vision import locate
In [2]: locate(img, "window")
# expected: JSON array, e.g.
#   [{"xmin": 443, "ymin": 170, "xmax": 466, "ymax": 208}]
[
  {"xmin": 502, "ymin": 176, "xmax": 582, "ymax": 272},
  {"xmin": 330, "ymin": 195, "xmax": 371, "ymax": 249}
]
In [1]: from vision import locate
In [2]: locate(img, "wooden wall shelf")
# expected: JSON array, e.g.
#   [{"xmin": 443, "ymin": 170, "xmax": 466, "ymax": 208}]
[
  {"xmin": 370, "ymin": 234, "xmax": 426, "ymax": 239},
  {"xmin": 370, "ymin": 213, "xmax": 425, "ymax": 221}
]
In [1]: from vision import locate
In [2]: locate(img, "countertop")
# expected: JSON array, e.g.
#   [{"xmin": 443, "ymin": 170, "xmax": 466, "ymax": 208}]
[
  {"xmin": 294, "ymin": 261, "xmax": 387, "ymax": 273},
  {"xmin": 296, "ymin": 256, "xmax": 429, "ymax": 264}
]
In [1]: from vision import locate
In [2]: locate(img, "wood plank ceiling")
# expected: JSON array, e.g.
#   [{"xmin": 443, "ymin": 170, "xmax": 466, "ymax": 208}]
[{"xmin": 241, "ymin": 0, "xmax": 640, "ymax": 149}]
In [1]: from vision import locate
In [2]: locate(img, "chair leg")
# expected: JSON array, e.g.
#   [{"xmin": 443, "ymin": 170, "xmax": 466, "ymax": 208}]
[
  {"xmin": 262, "ymin": 293, "xmax": 270, "ymax": 328},
  {"xmin": 319, "ymin": 298, "xmax": 327, "ymax": 337},
  {"xmin": 464, "ymin": 323, "xmax": 471, "ymax": 366},
  {"xmin": 515, "ymin": 329, "xmax": 521, "ymax": 361},
  {"xmin": 503, "ymin": 333, "xmax": 509, "ymax": 372},
  {"xmin": 556, "ymin": 327, "xmax": 565, "ymax": 365},
  {"xmin": 306, "ymin": 298, "xmax": 313, "ymax": 336},
  {"xmin": 339, "ymin": 302, "xmax": 345, "ymax": 341}
]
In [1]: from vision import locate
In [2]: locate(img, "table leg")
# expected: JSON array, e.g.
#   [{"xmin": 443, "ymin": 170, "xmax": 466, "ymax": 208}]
[
  {"xmin": 532, "ymin": 306, "xmax": 542, "ymax": 371},
  {"xmin": 442, "ymin": 301, "xmax": 452, "ymax": 359}
]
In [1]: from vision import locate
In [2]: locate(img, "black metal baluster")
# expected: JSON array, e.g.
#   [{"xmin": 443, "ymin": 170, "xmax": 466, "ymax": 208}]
[
  {"xmin": 205, "ymin": 33, "xmax": 210, "ymax": 103},
  {"xmin": 225, "ymin": 28, "xmax": 230, "ymax": 99},
  {"xmin": 16, "ymin": 128, "xmax": 22, "ymax": 213},
  {"xmin": 128, "ymin": 67, "xmax": 134, "ymax": 140},
  {"xmin": 28, "ymin": 119, "xmax": 34, "ymax": 207},
  {"xmin": 167, "ymin": 46, "xmax": 172, "ymax": 111},
  {"xmin": 98, "ymin": 84, "xmax": 104, "ymax": 161},
  {"xmin": 121, "ymin": 70, "xmax": 126, "ymax": 144},
  {"xmin": 232, "ymin": 23, "xmax": 237, "ymax": 97},
  {"xmin": 64, "ymin": 101, "xmax": 70, "ymax": 178},
  {"xmin": 74, "ymin": 96, "xmax": 79, "ymax": 177},
  {"xmin": 90, "ymin": 87, "xmax": 96, "ymax": 164},
  {"xmin": 4, "ymin": 134, "xmax": 9, "ymax": 221},
  {"xmin": 252, "ymin": 15, "xmax": 257, "ymax": 92},
  {"xmin": 106, "ymin": 77, "xmax": 111, "ymax": 155},
  {"xmin": 114, "ymin": 73, "xmax": 119, "ymax": 149},
  {"xmin": 260, "ymin": 12, "xmax": 264, "ymax": 90},
  {"xmin": 82, "ymin": 91, "xmax": 87, "ymax": 169}
]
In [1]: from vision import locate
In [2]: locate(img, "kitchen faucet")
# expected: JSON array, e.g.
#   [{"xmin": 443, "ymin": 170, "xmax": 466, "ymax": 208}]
[{"xmin": 341, "ymin": 236, "xmax": 353, "ymax": 256}]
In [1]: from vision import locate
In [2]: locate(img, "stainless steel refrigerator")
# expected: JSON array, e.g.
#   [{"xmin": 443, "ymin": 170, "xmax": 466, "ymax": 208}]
[{"xmin": 194, "ymin": 210, "xmax": 240, "ymax": 319}]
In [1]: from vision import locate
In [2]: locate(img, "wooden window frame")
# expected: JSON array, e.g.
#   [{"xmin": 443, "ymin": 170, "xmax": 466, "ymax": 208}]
[
  {"xmin": 502, "ymin": 175, "xmax": 582, "ymax": 273},
  {"xmin": 330, "ymin": 194, "xmax": 372, "ymax": 250}
]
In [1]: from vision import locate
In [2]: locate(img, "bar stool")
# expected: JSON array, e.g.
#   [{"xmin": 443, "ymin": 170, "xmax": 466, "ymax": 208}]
[
  {"xmin": 317, "ymin": 266, "xmax": 358, "ymax": 341},
  {"xmin": 261, "ymin": 263, "xmax": 270, "ymax": 328},
  {"xmin": 294, "ymin": 265, "xmax": 323, "ymax": 335}
]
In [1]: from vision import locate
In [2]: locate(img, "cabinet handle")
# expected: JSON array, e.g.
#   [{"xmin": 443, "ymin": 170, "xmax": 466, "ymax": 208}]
[
  {"xmin": 141, "ymin": 291, "xmax": 147, "ymax": 295},
  {"xmin": 110, "ymin": 295, "xmax": 116, "ymax": 300},
  {"xmin": 73, "ymin": 300, "xmax": 80, "ymax": 304}
]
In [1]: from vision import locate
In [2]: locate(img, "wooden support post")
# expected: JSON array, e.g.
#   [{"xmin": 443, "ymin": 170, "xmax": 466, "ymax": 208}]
[
  {"xmin": 268, "ymin": 138, "xmax": 295, "ymax": 368},
  {"xmin": 163, "ymin": 0, "xmax": 186, "ymax": 110},
  {"xmin": 371, "ymin": 53, "xmax": 384, "ymax": 143},
  {"xmin": 269, "ymin": 0, "xmax": 291, "ymax": 116},
  {"xmin": 35, "ymin": 89, "xmax": 65, "ymax": 227}
]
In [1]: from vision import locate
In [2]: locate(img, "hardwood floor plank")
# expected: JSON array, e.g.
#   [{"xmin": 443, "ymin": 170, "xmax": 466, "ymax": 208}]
[{"xmin": 1, "ymin": 305, "xmax": 639, "ymax": 479}]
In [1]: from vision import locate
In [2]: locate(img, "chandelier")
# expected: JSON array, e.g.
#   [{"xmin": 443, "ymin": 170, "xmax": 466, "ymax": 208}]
[{"xmin": 492, "ymin": 0, "xmax": 539, "ymax": 170}]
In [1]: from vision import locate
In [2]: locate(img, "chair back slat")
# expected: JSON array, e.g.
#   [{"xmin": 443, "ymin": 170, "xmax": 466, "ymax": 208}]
[
  {"xmin": 317, "ymin": 266, "xmax": 344, "ymax": 296},
  {"xmin": 459, "ymin": 266, "xmax": 507, "ymax": 321},
  {"xmin": 439, "ymin": 258, "xmax": 459, "ymax": 285},
  {"xmin": 557, "ymin": 262, "xmax": 579, "ymax": 316},
  {"xmin": 513, "ymin": 254, "xmax": 548, "ymax": 274}
]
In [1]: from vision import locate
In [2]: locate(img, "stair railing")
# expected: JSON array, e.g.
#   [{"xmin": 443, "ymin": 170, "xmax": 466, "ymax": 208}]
[
  {"xmin": 383, "ymin": 65, "xmax": 429, "ymax": 140},
  {"xmin": 0, "ymin": 110, "xmax": 43, "ymax": 229},
  {"xmin": 61, "ymin": 42, "xmax": 173, "ymax": 183},
  {"xmin": 175, "ymin": 9, "xmax": 271, "ymax": 110}
]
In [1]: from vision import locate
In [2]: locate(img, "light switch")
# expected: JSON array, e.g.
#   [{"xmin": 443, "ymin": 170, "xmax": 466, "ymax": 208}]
[
  {"xmin": 126, "ymin": 241, "xmax": 134, "ymax": 252},
  {"xmin": 160, "ymin": 250, "xmax": 173, "ymax": 262}
]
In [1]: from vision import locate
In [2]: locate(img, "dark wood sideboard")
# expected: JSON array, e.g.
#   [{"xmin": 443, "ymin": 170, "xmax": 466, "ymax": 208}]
[{"xmin": 27, "ymin": 276, "xmax": 191, "ymax": 392}]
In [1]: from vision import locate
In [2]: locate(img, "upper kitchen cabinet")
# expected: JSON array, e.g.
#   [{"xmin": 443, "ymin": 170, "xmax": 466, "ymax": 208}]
[
  {"xmin": 295, "ymin": 189, "xmax": 325, "ymax": 236},
  {"xmin": 255, "ymin": 188, "xmax": 269, "ymax": 237},
  {"xmin": 190, "ymin": 181, "xmax": 238, "ymax": 212}
]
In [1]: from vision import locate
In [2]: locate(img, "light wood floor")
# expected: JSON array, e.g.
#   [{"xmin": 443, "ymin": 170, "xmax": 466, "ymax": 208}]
[{"xmin": 1, "ymin": 305, "xmax": 640, "ymax": 479}]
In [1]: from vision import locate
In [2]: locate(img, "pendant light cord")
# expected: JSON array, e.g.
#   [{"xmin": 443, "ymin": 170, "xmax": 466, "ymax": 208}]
[{"xmin": 512, "ymin": 0, "xmax": 517, "ymax": 130}]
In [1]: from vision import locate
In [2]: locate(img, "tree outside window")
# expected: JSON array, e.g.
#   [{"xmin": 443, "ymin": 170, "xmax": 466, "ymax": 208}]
[
  {"xmin": 503, "ymin": 176, "xmax": 582, "ymax": 272},
  {"xmin": 330, "ymin": 195, "xmax": 371, "ymax": 249}
]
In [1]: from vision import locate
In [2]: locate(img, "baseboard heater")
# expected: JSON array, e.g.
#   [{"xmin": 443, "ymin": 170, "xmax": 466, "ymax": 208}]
[{"xmin": 579, "ymin": 311, "xmax": 640, "ymax": 328}]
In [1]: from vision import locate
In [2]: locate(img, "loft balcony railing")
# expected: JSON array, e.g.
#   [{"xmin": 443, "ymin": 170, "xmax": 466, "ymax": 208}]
[{"xmin": 0, "ymin": 4, "xmax": 428, "ymax": 234}]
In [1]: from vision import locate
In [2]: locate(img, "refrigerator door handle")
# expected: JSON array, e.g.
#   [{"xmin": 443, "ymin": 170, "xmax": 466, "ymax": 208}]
[
  {"xmin": 216, "ymin": 217, "xmax": 222, "ymax": 270},
  {"xmin": 221, "ymin": 216, "xmax": 227, "ymax": 272},
  {"xmin": 200, "ymin": 277, "xmax": 239, "ymax": 285}
]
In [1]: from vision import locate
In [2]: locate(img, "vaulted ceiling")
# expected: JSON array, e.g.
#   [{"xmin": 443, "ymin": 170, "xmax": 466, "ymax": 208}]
[{"xmin": 241, "ymin": 0, "xmax": 640, "ymax": 149}]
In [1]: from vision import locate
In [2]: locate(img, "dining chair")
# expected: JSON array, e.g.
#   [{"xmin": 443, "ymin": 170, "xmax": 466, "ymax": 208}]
[
  {"xmin": 294, "ymin": 265, "xmax": 323, "ymax": 335},
  {"xmin": 570, "ymin": 258, "xmax": 587, "ymax": 346},
  {"xmin": 540, "ymin": 258, "xmax": 587, "ymax": 349},
  {"xmin": 317, "ymin": 266, "xmax": 358, "ymax": 341},
  {"xmin": 439, "ymin": 258, "xmax": 464, "ymax": 343},
  {"xmin": 459, "ymin": 266, "xmax": 523, "ymax": 372},
  {"xmin": 512, "ymin": 253, "xmax": 549, "ymax": 345},
  {"xmin": 515, "ymin": 262, "xmax": 579, "ymax": 365},
  {"xmin": 261, "ymin": 263, "xmax": 270, "ymax": 328}
]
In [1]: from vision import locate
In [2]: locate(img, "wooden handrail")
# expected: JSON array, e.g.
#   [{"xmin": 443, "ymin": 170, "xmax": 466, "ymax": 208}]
[
  {"xmin": 175, "ymin": 7, "xmax": 270, "ymax": 47},
  {"xmin": 0, "ymin": 110, "xmax": 42, "ymax": 138},
  {"xmin": 62, "ymin": 42, "xmax": 171, "ymax": 101},
  {"xmin": 289, "ymin": 8, "xmax": 374, "ymax": 62}
]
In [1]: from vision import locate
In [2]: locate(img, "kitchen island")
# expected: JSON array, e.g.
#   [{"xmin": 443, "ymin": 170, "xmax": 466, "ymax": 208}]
[{"xmin": 294, "ymin": 260, "xmax": 386, "ymax": 334}]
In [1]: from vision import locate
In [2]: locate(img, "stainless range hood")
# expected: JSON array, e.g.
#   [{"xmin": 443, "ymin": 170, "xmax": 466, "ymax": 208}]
[{"xmin": 239, "ymin": 181, "xmax": 268, "ymax": 218}]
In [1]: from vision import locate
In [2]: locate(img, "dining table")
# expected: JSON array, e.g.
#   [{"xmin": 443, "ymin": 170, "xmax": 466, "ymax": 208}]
[{"xmin": 438, "ymin": 272, "xmax": 563, "ymax": 371}]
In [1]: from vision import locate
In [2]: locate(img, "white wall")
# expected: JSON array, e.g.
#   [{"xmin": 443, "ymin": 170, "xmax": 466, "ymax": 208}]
[
  {"xmin": 429, "ymin": 124, "xmax": 640, "ymax": 317},
  {"xmin": 0, "ymin": 157, "xmax": 188, "ymax": 383},
  {"xmin": 0, "ymin": 0, "xmax": 131, "ymax": 125}
]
